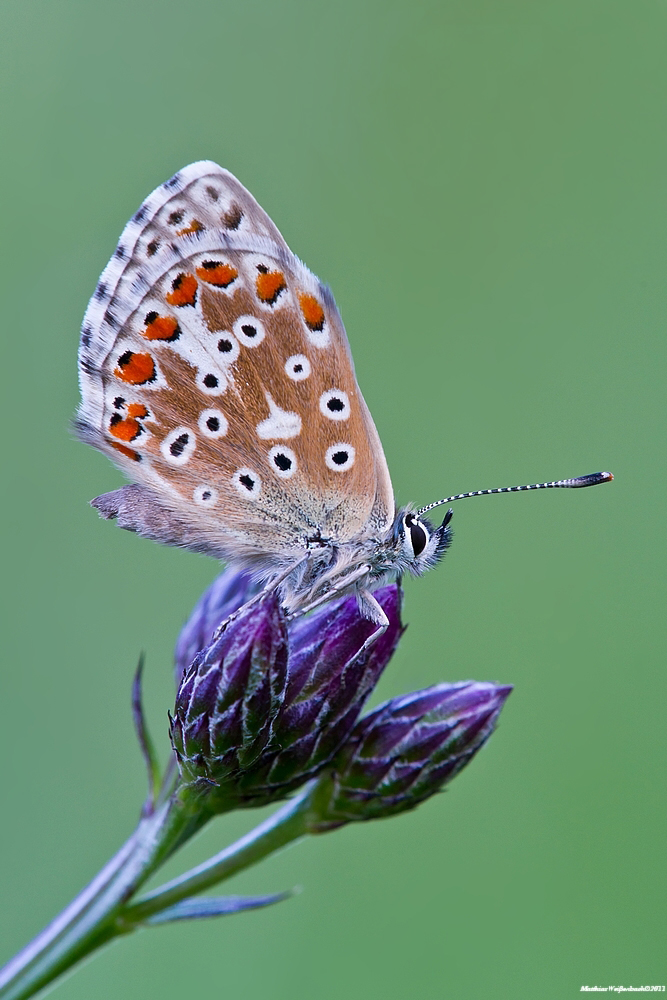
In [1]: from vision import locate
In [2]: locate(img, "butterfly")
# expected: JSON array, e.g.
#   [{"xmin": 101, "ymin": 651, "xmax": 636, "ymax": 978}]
[{"xmin": 76, "ymin": 161, "xmax": 612, "ymax": 636}]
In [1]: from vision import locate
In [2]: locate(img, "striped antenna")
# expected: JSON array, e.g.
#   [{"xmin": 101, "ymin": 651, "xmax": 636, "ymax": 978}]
[{"xmin": 417, "ymin": 471, "xmax": 613, "ymax": 518}]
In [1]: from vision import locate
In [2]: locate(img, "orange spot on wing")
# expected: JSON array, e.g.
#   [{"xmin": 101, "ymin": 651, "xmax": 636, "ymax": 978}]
[
  {"xmin": 256, "ymin": 270, "xmax": 286, "ymax": 304},
  {"xmin": 111, "ymin": 442, "xmax": 141, "ymax": 462},
  {"xmin": 126, "ymin": 403, "xmax": 148, "ymax": 418},
  {"xmin": 142, "ymin": 314, "xmax": 180, "ymax": 341},
  {"xmin": 196, "ymin": 262, "xmax": 238, "ymax": 287},
  {"xmin": 109, "ymin": 415, "xmax": 141, "ymax": 442},
  {"xmin": 175, "ymin": 218, "xmax": 204, "ymax": 236},
  {"xmin": 114, "ymin": 351, "xmax": 156, "ymax": 385},
  {"xmin": 166, "ymin": 273, "xmax": 198, "ymax": 307},
  {"xmin": 299, "ymin": 293, "xmax": 325, "ymax": 331}
]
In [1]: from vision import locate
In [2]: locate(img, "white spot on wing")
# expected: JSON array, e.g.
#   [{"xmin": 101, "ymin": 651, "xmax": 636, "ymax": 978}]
[
  {"xmin": 196, "ymin": 369, "xmax": 226, "ymax": 395},
  {"xmin": 285, "ymin": 354, "xmax": 311, "ymax": 381},
  {"xmin": 268, "ymin": 445, "xmax": 298, "ymax": 479},
  {"xmin": 256, "ymin": 393, "xmax": 301, "ymax": 440},
  {"xmin": 215, "ymin": 332, "xmax": 240, "ymax": 363},
  {"xmin": 234, "ymin": 315, "xmax": 266, "ymax": 347},
  {"xmin": 232, "ymin": 467, "xmax": 262, "ymax": 499},
  {"xmin": 193, "ymin": 485, "xmax": 218, "ymax": 506},
  {"xmin": 319, "ymin": 389, "xmax": 350, "ymax": 421},
  {"xmin": 325, "ymin": 442, "xmax": 355, "ymax": 472},
  {"xmin": 198, "ymin": 408, "xmax": 228, "ymax": 438},
  {"xmin": 161, "ymin": 426, "xmax": 196, "ymax": 465},
  {"xmin": 305, "ymin": 326, "xmax": 330, "ymax": 348}
]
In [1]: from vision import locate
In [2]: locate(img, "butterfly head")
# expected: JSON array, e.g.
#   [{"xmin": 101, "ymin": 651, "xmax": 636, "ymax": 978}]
[{"xmin": 390, "ymin": 507, "xmax": 453, "ymax": 577}]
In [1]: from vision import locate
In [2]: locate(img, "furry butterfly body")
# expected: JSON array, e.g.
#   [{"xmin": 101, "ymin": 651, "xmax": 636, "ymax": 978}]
[{"xmin": 77, "ymin": 162, "xmax": 450, "ymax": 625}]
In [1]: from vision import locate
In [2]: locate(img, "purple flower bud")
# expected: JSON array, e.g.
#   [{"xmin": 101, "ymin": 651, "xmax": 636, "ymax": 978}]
[
  {"xmin": 174, "ymin": 568, "xmax": 259, "ymax": 686},
  {"xmin": 170, "ymin": 592, "xmax": 288, "ymax": 803},
  {"xmin": 170, "ymin": 569, "xmax": 404, "ymax": 811},
  {"xmin": 307, "ymin": 681, "xmax": 512, "ymax": 831},
  {"xmin": 241, "ymin": 585, "xmax": 404, "ymax": 797}
]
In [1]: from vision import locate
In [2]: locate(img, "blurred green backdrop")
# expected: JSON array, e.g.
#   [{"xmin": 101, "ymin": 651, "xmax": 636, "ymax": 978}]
[{"xmin": 1, "ymin": 1, "xmax": 665, "ymax": 997}]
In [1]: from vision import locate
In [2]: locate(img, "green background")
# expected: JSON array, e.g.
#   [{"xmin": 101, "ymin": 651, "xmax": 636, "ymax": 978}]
[{"xmin": 1, "ymin": 1, "xmax": 664, "ymax": 997}]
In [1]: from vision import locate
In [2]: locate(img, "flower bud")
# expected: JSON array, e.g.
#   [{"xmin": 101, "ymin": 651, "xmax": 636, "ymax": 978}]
[
  {"xmin": 174, "ymin": 567, "xmax": 259, "ymax": 686},
  {"xmin": 170, "ymin": 592, "xmax": 288, "ymax": 805},
  {"xmin": 170, "ymin": 576, "xmax": 404, "ymax": 811},
  {"xmin": 307, "ymin": 681, "xmax": 512, "ymax": 831},
  {"xmin": 240, "ymin": 584, "xmax": 404, "ymax": 798}
]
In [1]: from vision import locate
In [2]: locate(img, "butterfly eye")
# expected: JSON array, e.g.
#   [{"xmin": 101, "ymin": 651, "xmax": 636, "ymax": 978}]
[
  {"xmin": 325, "ymin": 443, "xmax": 356, "ymax": 472},
  {"xmin": 233, "ymin": 315, "xmax": 266, "ymax": 348},
  {"xmin": 268, "ymin": 445, "xmax": 298, "ymax": 479},
  {"xmin": 404, "ymin": 513, "xmax": 429, "ymax": 557},
  {"xmin": 319, "ymin": 389, "xmax": 350, "ymax": 421},
  {"xmin": 284, "ymin": 354, "xmax": 311, "ymax": 381}
]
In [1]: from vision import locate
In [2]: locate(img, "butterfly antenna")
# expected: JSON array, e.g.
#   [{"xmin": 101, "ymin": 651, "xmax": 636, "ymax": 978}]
[{"xmin": 417, "ymin": 471, "xmax": 613, "ymax": 518}]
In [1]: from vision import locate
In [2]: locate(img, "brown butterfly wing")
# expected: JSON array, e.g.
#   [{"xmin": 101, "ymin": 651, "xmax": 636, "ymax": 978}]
[{"xmin": 77, "ymin": 162, "xmax": 394, "ymax": 561}]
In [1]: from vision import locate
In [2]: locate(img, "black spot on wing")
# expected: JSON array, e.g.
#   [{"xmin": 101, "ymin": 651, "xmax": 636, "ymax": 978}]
[
  {"xmin": 222, "ymin": 203, "xmax": 243, "ymax": 230},
  {"xmin": 170, "ymin": 432, "xmax": 189, "ymax": 457}
]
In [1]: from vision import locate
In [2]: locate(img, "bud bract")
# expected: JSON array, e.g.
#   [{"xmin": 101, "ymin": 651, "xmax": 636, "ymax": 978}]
[
  {"xmin": 170, "ymin": 570, "xmax": 404, "ymax": 811},
  {"xmin": 242, "ymin": 584, "xmax": 404, "ymax": 797},
  {"xmin": 170, "ymin": 592, "xmax": 288, "ymax": 807},
  {"xmin": 307, "ymin": 681, "xmax": 512, "ymax": 831}
]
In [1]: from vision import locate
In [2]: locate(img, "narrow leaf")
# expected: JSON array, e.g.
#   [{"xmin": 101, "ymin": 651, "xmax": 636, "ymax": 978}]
[
  {"xmin": 132, "ymin": 655, "xmax": 162, "ymax": 812},
  {"xmin": 144, "ymin": 891, "xmax": 292, "ymax": 925}
]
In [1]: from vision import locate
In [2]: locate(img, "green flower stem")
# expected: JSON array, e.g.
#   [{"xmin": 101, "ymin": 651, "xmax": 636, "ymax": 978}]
[
  {"xmin": 123, "ymin": 782, "xmax": 314, "ymax": 925},
  {"xmin": 0, "ymin": 784, "xmax": 315, "ymax": 1000},
  {"xmin": 0, "ymin": 794, "xmax": 198, "ymax": 1000}
]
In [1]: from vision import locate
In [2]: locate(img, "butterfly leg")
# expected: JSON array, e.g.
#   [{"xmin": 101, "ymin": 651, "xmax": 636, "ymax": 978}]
[
  {"xmin": 212, "ymin": 553, "xmax": 311, "ymax": 640},
  {"xmin": 288, "ymin": 564, "xmax": 374, "ymax": 620},
  {"xmin": 354, "ymin": 589, "xmax": 389, "ymax": 656}
]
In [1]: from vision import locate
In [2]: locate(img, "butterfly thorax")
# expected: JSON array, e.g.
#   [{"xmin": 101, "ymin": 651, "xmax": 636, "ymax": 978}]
[{"xmin": 277, "ymin": 508, "xmax": 452, "ymax": 619}]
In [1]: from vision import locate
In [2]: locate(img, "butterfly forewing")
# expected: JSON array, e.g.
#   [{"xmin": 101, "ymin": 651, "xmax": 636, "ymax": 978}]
[{"xmin": 77, "ymin": 162, "xmax": 394, "ymax": 560}]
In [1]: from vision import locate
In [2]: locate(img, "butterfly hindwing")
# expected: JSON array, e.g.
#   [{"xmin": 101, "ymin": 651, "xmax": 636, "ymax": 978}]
[{"xmin": 77, "ymin": 162, "xmax": 394, "ymax": 561}]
